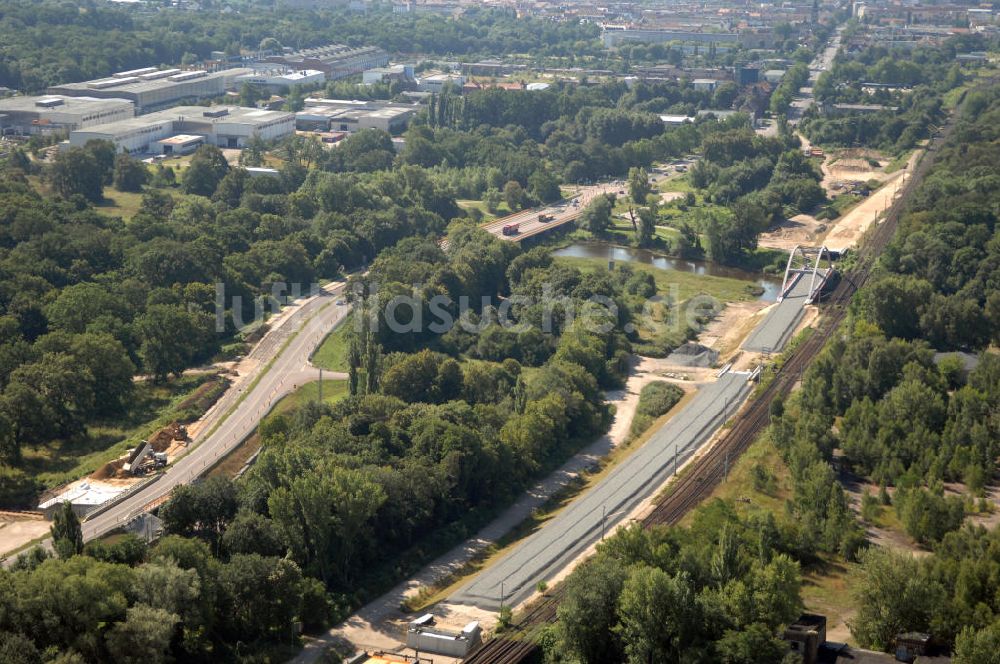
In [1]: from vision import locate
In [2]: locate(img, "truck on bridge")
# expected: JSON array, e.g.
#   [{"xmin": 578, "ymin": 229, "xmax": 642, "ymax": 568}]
[{"xmin": 502, "ymin": 222, "xmax": 520, "ymax": 236}]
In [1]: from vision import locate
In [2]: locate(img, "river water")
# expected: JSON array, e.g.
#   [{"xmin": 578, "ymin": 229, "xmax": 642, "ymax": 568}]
[{"xmin": 552, "ymin": 242, "xmax": 783, "ymax": 302}]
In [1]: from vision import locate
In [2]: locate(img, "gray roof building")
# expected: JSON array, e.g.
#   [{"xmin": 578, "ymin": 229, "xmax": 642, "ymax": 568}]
[
  {"xmin": 0, "ymin": 95, "xmax": 134, "ymax": 135},
  {"xmin": 47, "ymin": 68, "xmax": 252, "ymax": 114}
]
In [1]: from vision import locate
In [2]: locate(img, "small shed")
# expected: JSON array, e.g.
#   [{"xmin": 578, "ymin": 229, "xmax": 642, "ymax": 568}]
[
  {"xmin": 404, "ymin": 616, "xmax": 482, "ymax": 658},
  {"xmin": 895, "ymin": 632, "xmax": 931, "ymax": 663},
  {"xmin": 155, "ymin": 133, "xmax": 204, "ymax": 156},
  {"xmin": 784, "ymin": 613, "xmax": 827, "ymax": 664}
]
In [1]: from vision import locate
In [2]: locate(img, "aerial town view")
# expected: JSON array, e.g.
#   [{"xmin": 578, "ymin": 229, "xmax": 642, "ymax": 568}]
[{"xmin": 0, "ymin": 0, "xmax": 997, "ymax": 662}]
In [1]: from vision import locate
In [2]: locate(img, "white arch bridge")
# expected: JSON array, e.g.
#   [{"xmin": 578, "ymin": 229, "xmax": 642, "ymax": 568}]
[{"xmin": 778, "ymin": 244, "xmax": 835, "ymax": 304}]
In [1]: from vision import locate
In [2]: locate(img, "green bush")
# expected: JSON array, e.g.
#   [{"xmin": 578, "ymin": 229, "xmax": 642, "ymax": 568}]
[
  {"xmin": 0, "ymin": 465, "xmax": 40, "ymax": 509},
  {"xmin": 629, "ymin": 381, "xmax": 685, "ymax": 438}
]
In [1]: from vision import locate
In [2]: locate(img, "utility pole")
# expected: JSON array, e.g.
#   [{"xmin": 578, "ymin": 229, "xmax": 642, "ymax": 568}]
[
  {"xmin": 318, "ymin": 367, "xmax": 323, "ymax": 402},
  {"xmin": 673, "ymin": 447, "xmax": 678, "ymax": 476},
  {"xmin": 500, "ymin": 582, "xmax": 505, "ymax": 612},
  {"xmin": 601, "ymin": 505, "xmax": 606, "ymax": 540}
]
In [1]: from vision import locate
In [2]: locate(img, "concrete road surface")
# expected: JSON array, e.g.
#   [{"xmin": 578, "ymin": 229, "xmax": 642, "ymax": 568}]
[
  {"xmin": 789, "ymin": 31, "xmax": 841, "ymax": 125},
  {"xmin": 741, "ymin": 274, "xmax": 816, "ymax": 353},
  {"xmin": 470, "ymin": 182, "xmax": 620, "ymax": 246},
  {"xmin": 80, "ymin": 283, "xmax": 353, "ymax": 542},
  {"xmin": 450, "ymin": 371, "xmax": 751, "ymax": 611}
]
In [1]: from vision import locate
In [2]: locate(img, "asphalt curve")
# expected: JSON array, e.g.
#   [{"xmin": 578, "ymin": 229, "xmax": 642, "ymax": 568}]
[{"xmin": 80, "ymin": 285, "xmax": 352, "ymax": 542}]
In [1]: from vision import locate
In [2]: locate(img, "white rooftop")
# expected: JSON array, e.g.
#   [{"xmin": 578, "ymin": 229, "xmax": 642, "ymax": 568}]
[{"xmin": 38, "ymin": 481, "xmax": 126, "ymax": 510}]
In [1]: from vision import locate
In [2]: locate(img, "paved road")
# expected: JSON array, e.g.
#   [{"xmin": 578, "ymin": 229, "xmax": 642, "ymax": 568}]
[
  {"xmin": 452, "ymin": 182, "xmax": 621, "ymax": 249},
  {"xmin": 741, "ymin": 273, "xmax": 818, "ymax": 353},
  {"xmin": 788, "ymin": 30, "xmax": 841, "ymax": 124},
  {"xmin": 451, "ymin": 371, "xmax": 751, "ymax": 611},
  {"xmin": 81, "ymin": 283, "xmax": 353, "ymax": 541}
]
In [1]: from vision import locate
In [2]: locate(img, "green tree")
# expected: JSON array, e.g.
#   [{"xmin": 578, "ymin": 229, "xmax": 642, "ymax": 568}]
[
  {"xmin": 628, "ymin": 166, "xmax": 652, "ymax": 204},
  {"xmin": 285, "ymin": 85, "xmax": 305, "ymax": 112},
  {"xmin": 720, "ymin": 555, "xmax": 802, "ymax": 629},
  {"xmin": 503, "ymin": 180, "xmax": 526, "ymax": 211},
  {"xmin": 483, "ymin": 187, "xmax": 502, "ymax": 213},
  {"xmin": 134, "ymin": 304, "xmax": 215, "ymax": 381},
  {"xmin": 239, "ymin": 82, "xmax": 263, "ymax": 108},
  {"xmin": 83, "ymin": 139, "xmax": 116, "ymax": 185},
  {"xmin": 0, "ymin": 631, "xmax": 40, "ymax": 664},
  {"xmin": 69, "ymin": 333, "xmax": 135, "ymax": 415},
  {"xmin": 221, "ymin": 510, "xmax": 285, "ymax": 557},
  {"xmin": 850, "ymin": 547, "xmax": 942, "ymax": 651},
  {"xmin": 618, "ymin": 565, "xmax": 702, "ymax": 663},
  {"xmin": 580, "ymin": 194, "xmax": 613, "ymax": 235},
  {"xmin": 105, "ymin": 605, "xmax": 178, "ymax": 664},
  {"xmin": 48, "ymin": 147, "xmax": 103, "ymax": 203},
  {"xmin": 159, "ymin": 476, "xmax": 238, "ymax": 552},
  {"xmin": 529, "ymin": 169, "xmax": 561, "ymax": 203},
  {"xmin": 955, "ymin": 623, "xmax": 1000, "ymax": 664},
  {"xmin": 218, "ymin": 554, "xmax": 303, "ymax": 643},
  {"xmin": 635, "ymin": 206, "xmax": 656, "ymax": 248},
  {"xmin": 557, "ymin": 556, "xmax": 627, "ymax": 664},
  {"xmin": 240, "ymin": 134, "xmax": 267, "ymax": 167},
  {"xmin": 268, "ymin": 467, "xmax": 386, "ymax": 586},
  {"xmin": 716, "ymin": 623, "xmax": 789, "ymax": 664},
  {"xmin": 50, "ymin": 502, "xmax": 83, "ymax": 559},
  {"xmin": 181, "ymin": 145, "xmax": 229, "ymax": 197},
  {"xmin": 112, "ymin": 153, "xmax": 148, "ymax": 192}
]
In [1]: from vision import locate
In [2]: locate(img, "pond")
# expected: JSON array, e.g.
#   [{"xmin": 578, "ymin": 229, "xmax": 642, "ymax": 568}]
[{"xmin": 552, "ymin": 242, "xmax": 783, "ymax": 302}]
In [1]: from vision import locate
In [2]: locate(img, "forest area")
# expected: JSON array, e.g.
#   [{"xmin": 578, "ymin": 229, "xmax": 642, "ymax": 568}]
[
  {"xmin": 0, "ymin": 69, "xmax": 819, "ymax": 511},
  {"xmin": 0, "ymin": 1, "xmax": 996, "ymax": 660},
  {"xmin": 540, "ymin": 80, "xmax": 1000, "ymax": 664},
  {"xmin": 800, "ymin": 36, "xmax": 985, "ymax": 154}
]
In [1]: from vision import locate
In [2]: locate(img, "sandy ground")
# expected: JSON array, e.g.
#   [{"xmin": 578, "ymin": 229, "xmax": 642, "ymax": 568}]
[
  {"xmin": 759, "ymin": 139, "xmax": 910, "ymax": 253},
  {"xmin": 822, "ymin": 165, "xmax": 910, "ymax": 253},
  {"xmin": 657, "ymin": 191, "xmax": 685, "ymax": 204},
  {"xmin": 0, "ymin": 516, "xmax": 50, "ymax": 559},
  {"xmin": 295, "ymin": 356, "xmax": 710, "ymax": 662},
  {"xmin": 700, "ymin": 301, "xmax": 772, "ymax": 367},
  {"xmin": 758, "ymin": 214, "xmax": 831, "ymax": 252}
]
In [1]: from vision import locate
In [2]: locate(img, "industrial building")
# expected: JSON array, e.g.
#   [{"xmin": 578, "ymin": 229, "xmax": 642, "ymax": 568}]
[
  {"xmin": 47, "ymin": 67, "xmax": 252, "ymax": 114},
  {"xmin": 692, "ymin": 78, "xmax": 721, "ymax": 92},
  {"xmin": 295, "ymin": 103, "xmax": 416, "ymax": 133},
  {"xmin": 602, "ymin": 27, "xmax": 740, "ymax": 47},
  {"xmin": 361, "ymin": 64, "xmax": 415, "ymax": 85},
  {"xmin": 264, "ymin": 44, "xmax": 389, "ymax": 81},
  {"xmin": 404, "ymin": 614, "xmax": 482, "ymax": 658},
  {"xmin": 0, "ymin": 95, "xmax": 134, "ymax": 136},
  {"xmin": 235, "ymin": 68, "xmax": 326, "ymax": 92},
  {"xmin": 69, "ymin": 105, "xmax": 295, "ymax": 155},
  {"xmin": 416, "ymin": 73, "xmax": 466, "ymax": 93}
]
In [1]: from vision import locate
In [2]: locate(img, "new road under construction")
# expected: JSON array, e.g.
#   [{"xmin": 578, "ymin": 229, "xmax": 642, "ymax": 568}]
[{"xmin": 460, "ymin": 94, "xmax": 957, "ymax": 664}]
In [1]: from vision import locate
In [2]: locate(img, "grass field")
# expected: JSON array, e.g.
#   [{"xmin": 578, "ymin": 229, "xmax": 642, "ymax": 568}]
[
  {"xmin": 883, "ymin": 151, "xmax": 913, "ymax": 175},
  {"xmin": 607, "ymin": 217, "xmax": 683, "ymax": 246},
  {"xmin": 95, "ymin": 187, "xmax": 145, "ymax": 220},
  {"xmin": 457, "ymin": 199, "xmax": 510, "ymax": 221},
  {"xmin": 311, "ymin": 315, "xmax": 354, "ymax": 372},
  {"xmin": 21, "ymin": 374, "xmax": 222, "ymax": 488},
  {"xmin": 554, "ymin": 254, "xmax": 765, "ymax": 304},
  {"xmin": 658, "ymin": 174, "xmax": 696, "ymax": 193},
  {"xmin": 267, "ymin": 379, "xmax": 350, "ymax": 418}
]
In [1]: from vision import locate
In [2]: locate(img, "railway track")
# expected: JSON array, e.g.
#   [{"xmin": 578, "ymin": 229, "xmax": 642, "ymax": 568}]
[{"xmin": 461, "ymin": 105, "xmax": 956, "ymax": 664}]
